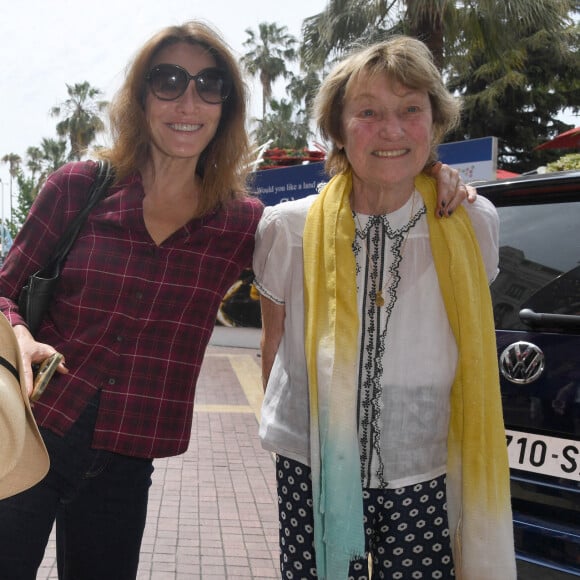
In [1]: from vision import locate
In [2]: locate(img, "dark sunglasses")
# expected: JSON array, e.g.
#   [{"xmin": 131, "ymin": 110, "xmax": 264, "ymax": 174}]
[{"xmin": 146, "ymin": 64, "xmax": 232, "ymax": 104}]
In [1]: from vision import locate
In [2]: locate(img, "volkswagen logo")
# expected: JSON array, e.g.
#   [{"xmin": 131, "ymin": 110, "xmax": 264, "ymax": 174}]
[{"xmin": 499, "ymin": 341, "xmax": 545, "ymax": 385}]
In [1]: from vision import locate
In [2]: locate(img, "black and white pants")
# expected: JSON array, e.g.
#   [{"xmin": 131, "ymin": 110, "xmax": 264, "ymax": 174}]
[{"xmin": 276, "ymin": 455, "xmax": 455, "ymax": 580}]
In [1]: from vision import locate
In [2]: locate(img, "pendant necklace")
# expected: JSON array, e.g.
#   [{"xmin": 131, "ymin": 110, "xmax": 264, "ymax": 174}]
[{"xmin": 354, "ymin": 191, "xmax": 416, "ymax": 307}]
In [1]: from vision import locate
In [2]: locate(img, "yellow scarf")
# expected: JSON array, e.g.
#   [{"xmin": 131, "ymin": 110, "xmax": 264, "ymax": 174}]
[{"xmin": 303, "ymin": 171, "xmax": 516, "ymax": 579}]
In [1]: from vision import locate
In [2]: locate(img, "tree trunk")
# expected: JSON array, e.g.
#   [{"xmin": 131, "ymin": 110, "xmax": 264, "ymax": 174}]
[{"xmin": 406, "ymin": 0, "xmax": 445, "ymax": 70}]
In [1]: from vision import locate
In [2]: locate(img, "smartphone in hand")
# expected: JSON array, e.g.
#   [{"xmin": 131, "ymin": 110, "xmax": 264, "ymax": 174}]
[{"xmin": 31, "ymin": 352, "xmax": 64, "ymax": 402}]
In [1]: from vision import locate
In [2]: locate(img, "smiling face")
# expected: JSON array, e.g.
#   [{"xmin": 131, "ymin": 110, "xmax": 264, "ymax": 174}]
[
  {"xmin": 144, "ymin": 42, "xmax": 223, "ymax": 166},
  {"xmin": 339, "ymin": 71, "xmax": 433, "ymax": 200}
]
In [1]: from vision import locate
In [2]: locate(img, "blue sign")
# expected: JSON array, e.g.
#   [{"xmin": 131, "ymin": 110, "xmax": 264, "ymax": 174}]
[
  {"xmin": 438, "ymin": 137, "xmax": 497, "ymax": 182},
  {"xmin": 250, "ymin": 162, "xmax": 329, "ymax": 206},
  {"xmin": 438, "ymin": 137, "xmax": 495, "ymax": 164},
  {"xmin": 249, "ymin": 137, "xmax": 498, "ymax": 207}
]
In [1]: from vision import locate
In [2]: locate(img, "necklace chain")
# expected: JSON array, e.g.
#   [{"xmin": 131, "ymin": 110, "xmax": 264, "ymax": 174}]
[{"xmin": 354, "ymin": 191, "xmax": 416, "ymax": 307}]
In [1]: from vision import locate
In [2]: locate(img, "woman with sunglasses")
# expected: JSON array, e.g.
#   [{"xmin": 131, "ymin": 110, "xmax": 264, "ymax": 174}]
[
  {"xmin": 0, "ymin": 21, "xmax": 262, "ymax": 579},
  {"xmin": 0, "ymin": 20, "xmax": 474, "ymax": 580}
]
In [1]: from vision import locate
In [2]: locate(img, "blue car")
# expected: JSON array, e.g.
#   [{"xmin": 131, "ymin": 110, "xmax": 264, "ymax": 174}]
[{"xmin": 478, "ymin": 170, "xmax": 580, "ymax": 579}]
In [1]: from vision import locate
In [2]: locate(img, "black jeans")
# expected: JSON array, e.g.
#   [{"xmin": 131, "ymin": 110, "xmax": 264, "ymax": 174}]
[{"xmin": 0, "ymin": 393, "xmax": 154, "ymax": 580}]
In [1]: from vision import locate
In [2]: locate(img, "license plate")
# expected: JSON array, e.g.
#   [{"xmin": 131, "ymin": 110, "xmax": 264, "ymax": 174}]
[{"xmin": 506, "ymin": 429, "xmax": 580, "ymax": 481}]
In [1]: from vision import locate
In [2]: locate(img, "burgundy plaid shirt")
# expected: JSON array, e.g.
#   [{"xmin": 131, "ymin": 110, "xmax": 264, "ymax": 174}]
[{"xmin": 0, "ymin": 161, "xmax": 263, "ymax": 458}]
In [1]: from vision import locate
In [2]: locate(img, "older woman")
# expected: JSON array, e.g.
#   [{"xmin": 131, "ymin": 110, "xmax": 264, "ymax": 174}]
[
  {"xmin": 254, "ymin": 37, "xmax": 516, "ymax": 579},
  {"xmin": 0, "ymin": 21, "xmax": 263, "ymax": 579}
]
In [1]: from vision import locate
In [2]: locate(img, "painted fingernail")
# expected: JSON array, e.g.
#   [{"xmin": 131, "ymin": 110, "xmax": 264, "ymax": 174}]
[
  {"xmin": 441, "ymin": 200, "xmax": 446, "ymax": 208},
  {"xmin": 439, "ymin": 210, "xmax": 444, "ymax": 217}
]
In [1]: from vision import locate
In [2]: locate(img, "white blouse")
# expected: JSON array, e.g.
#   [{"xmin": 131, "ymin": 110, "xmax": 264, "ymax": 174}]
[{"xmin": 253, "ymin": 192, "xmax": 499, "ymax": 489}]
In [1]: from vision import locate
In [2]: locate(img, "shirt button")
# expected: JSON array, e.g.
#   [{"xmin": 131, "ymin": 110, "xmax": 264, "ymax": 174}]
[
  {"xmin": 116, "ymin": 335, "xmax": 123, "ymax": 342},
  {"xmin": 108, "ymin": 378, "xmax": 116, "ymax": 386},
  {"xmin": 135, "ymin": 291, "xmax": 143, "ymax": 300}
]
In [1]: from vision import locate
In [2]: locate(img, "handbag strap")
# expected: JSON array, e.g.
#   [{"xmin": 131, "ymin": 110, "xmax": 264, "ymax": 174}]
[
  {"xmin": 42, "ymin": 160, "xmax": 115, "ymax": 276},
  {"xmin": 0, "ymin": 355, "xmax": 18, "ymax": 380}
]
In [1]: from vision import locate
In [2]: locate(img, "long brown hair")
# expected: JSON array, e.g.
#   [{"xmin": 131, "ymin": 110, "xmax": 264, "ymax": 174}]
[{"xmin": 99, "ymin": 20, "xmax": 252, "ymax": 214}]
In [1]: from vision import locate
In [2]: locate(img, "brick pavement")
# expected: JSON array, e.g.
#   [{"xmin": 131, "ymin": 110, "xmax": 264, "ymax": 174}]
[{"xmin": 37, "ymin": 334, "xmax": 281, "ymax": 579}]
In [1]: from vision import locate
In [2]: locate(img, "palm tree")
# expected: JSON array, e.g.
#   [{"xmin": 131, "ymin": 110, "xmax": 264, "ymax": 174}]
[
  {"xmin": 50, "ymin": 81, "xmax": 107, "ymax": 161},
  {"xmin": 25, "ymin": 146, "xmax": 43, "ymax": 181},
  {"xmin": 241, "ymin": 23, "xmax": 299, "ymax": 118},
  {"xmin": 405, "ymin": 0, "xmax": 448, "ymax": 68},
  {"xmin": 286, "ymin": 69, "xmax": 323, "ymax": 119},
  {"xmin": 24, "ymin": 138, "xmax": 68, "ymax": 199},
  {"xmin": 38, "ymin": 138, "xmax": 68, "ymax": 175},
  {"xmin": 301, "ymin": 0, "xmax": 576, "ymax": 70},
  {"xmin": 1, "ymin": 153, "xmax": 21, "ymax": 178},
  {"xmin": 253, "ymin": 98, "xmax": 312, "ymax": 149},
  {"xmin": 301, "ymin": 0, "xmax": 400, "ymax": 67},
  {"xmin": 1, "ymin": 153, "xmax": 22, "ymax": 222}
]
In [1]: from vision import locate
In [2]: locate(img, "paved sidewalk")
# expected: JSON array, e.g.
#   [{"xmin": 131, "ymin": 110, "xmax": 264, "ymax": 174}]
[{"xmin": 37, "ymin": 329, "xmax": 281, "ymax": 579}]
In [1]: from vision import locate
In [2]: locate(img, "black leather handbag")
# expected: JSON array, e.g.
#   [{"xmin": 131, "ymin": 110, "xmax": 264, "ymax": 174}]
[{"xmin": 18, "ymin": 160, "xmax": 114, "ymax": 335}]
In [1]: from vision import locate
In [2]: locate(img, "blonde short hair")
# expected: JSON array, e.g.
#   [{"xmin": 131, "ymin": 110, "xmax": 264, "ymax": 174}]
[
  {"xmin": 314, "ymin": 36, "xmax": 461, "ymax": 176},
  {"xmin": 100, "ymin": 20, "xmax": 252, "ymax": 214}
]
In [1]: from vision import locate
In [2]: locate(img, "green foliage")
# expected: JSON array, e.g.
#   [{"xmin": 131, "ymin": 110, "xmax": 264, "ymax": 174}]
[
  {"xmin": 9, "ymin": 173, "xmax": 37, "ymax": 235},
  {"xmin": 299, "ymin": 0, "xmax": 579, "ymax": 174},
  {"xmin": 445, "ymin": 5, "xmax": 579, "ymax": 173},
  {"xmin": 286, "ymin": 69, "xmax": 323, "ymax": 119},
  {"xmin": 301, "ymin": 0, "xmax": 403, "ymax": 67},
  {"xmin": 545, "ymin": 153, "xmax": 580, "ymax": 171},
  {"xmin": 252, "ymin": 99, "xmax": 312, "ymax": 149},
  {"xmin": 0, "ymin": 154, "xmax": 23, "ymax": 238},
  {"xmin": 2, "ymin": 81, "xmax": 107, "ymax": 237},
  {"xmin": 26, "ymin": 138, "xmax": 68, "ymax": 185}
]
